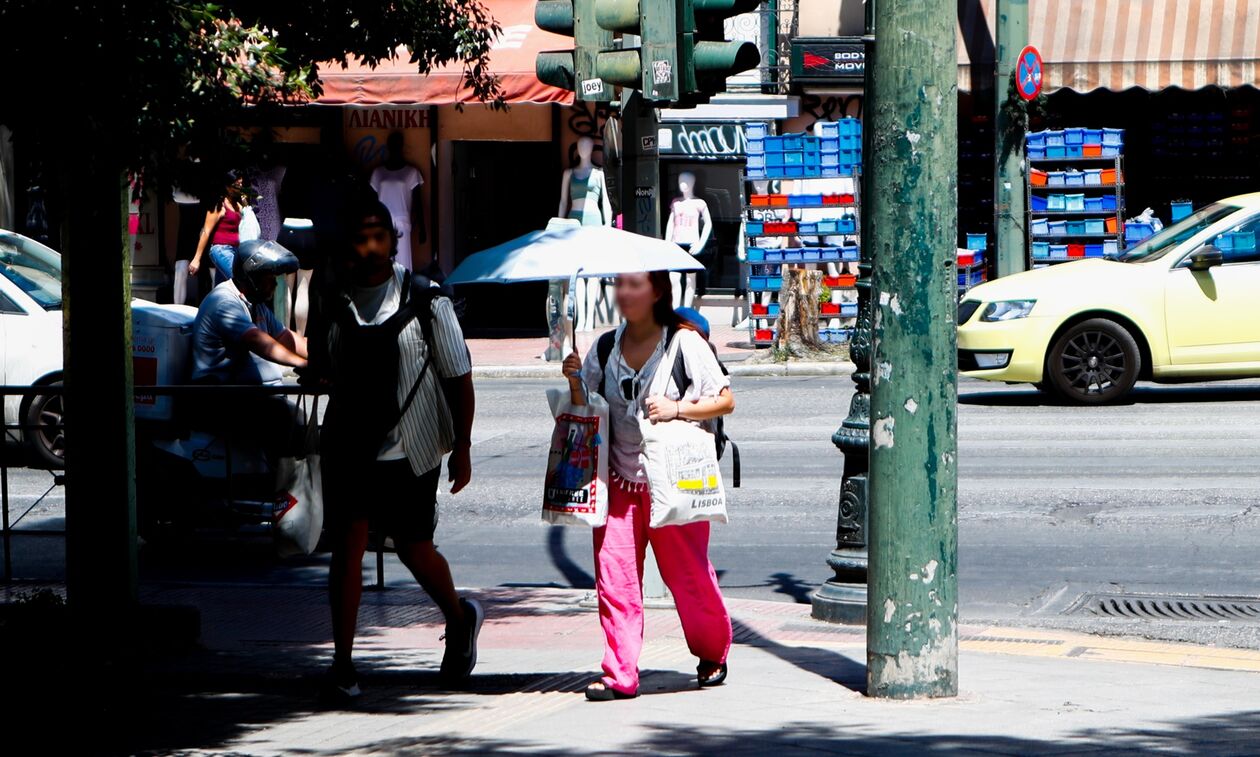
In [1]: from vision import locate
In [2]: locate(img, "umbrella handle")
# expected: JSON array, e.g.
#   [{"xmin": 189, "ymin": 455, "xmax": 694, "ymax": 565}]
[{"xmin": 567, "ymin": 267, "xmax": 583, "ymax": 353}]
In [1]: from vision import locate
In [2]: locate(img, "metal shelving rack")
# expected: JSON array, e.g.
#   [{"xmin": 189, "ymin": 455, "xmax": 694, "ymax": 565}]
[{"xmin": 1026, "ymin": 151, "xmax": 1127, "ymax": 267}]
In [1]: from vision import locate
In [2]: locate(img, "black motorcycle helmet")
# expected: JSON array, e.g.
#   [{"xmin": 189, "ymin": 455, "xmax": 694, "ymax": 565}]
[{"xmin": 233, "ymin": 239, "xmax": 300, "ymax": 291}]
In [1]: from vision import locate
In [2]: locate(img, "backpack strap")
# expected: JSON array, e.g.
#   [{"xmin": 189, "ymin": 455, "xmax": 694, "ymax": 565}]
[
  {"xmin": 596, "ymin": 329, "xmax": 617, "ymax": 399},
  {"xmin": 394, "ymin": 271, "xmax": 454, "ymax": 420}
]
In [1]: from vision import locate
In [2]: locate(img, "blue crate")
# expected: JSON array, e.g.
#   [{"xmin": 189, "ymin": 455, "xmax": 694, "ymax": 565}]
[
  {"xmin": 746, "ymin": 137, "xmax": 764, "ymax": 155},
  {"xmin": 783, "ymin": 151, "xmax": 805, "ymax": 166},
  {"xmin": 958, "ymin": 270, "xmax": 986, "ymax": 287},
  {"xmin": 1082, "ymin": 129, "xmax": 1103, "ymax": 145},
  {"xmin": 839, "ymin": 149, "xmax": 861, "ymax": 165},
  {"xmin": 763, "ymin": 136, "xmax": 785, "ymax": 153},
  {"xmin": 1065, "ymin": 144, "xmax": 1084, "ymax": 158},
  {"xmin": 1101, "ymin": 145, "xmax": 1121, "ymax": 157},
  {"xmin": 766, "ymin": 152, "xmax": 786, "ymax": 168},
  {"xmin": 797, "ymin": 222, "xmax": 818, "ymax": 235},
  {"xmin": 1065, "ymin": 220, "xmax": 1087, "ymax": 235},
  {"xmin": 784, "ymin": 249, "xmax": 804, "ymax": 262},
  {"xmin": 1082, "ymin": 169, "xmax": 1103, "ymax": 186},
  {"xmin": 966, "ymin": 233, "xmax": 987, "ymax": 251},
  {"xmin": 802, "ymin": 249, "xmax": 822, "ymax": 262},
  {"xmin": 1125, "ymin": 222, "xmax": 1155, "ymax": 243},
  {"xmin": 745, "ymin": 122, "xmax": 769, "ymax": 141},
  {"xmin": 1170, "ymin": 201, "xmax": 1193, "ymax": 221},
  {"xmin": 1046, "ymin": 145, "xmax": 1068, "ymax": 159},
  {"xmin": 804, "ymin": 164, "xmax": 823, "ymax": 178},
  {"xmin": 1050, "ymin": 244, "xmax": 1069, "ymax": 259},
  {"xmin": 1031, "ymin": 241, "xmax": 1051, "ymax": 259},
  {"xmin": 1064, "ymin": 127, "xmax": 1086, "ymax": 145},
  {"xmin": 840, "ymin": 134, "xmax": 861, "ymax": 150},
  {"xmin": 815, "ymin": 121, "xmax": 841, "ymax": 138},
  {"xmin": 746, "ymin": 247, "xmax": 766, "ymax": 261},
  {"xmin": 1102, "ymin": 128, "xmax": 1125, "ymax": 146},
  {"xmin": 749, "ymin": 275, "xmax": 768, "ymax": 289},
  {"xmin": 837, "ymin": 217, "xmax": 857, "ymax": 235},
  {"xmin": 1217, "ymin": 230, "xmax": 1257, "ymax": 252},
  {"xmin": 820, "ymin": 137, "xmax": 840, "ymax": 152},
  {"xmin": 782, "ymin": 134, "xmax": 805, "ymax": 151},
  {"xmin": 1044, "ymin": 130, "xmax": 1066, "ymax": 147},
  {"xmin": 1047, "ymin": 194, "xmax": 1067, "ymax": 211},
  {"xmin": 839, "ymin": 118, "xmax": 861, "ymax": 136},
  {"xmin": 1065, "ymin": 193, "xmax": 1085, "ymax": 211},
  {"xmin": 1084, "ymin": 244, "xmax": 1105, "ymax": 257},
  {"xmin": 1028, "ymin": 146, "xmax": 1047, "ymax": 160},
  {"xmin": 803, "ymin": 135, "xmax": 822, "ymax": 150},
  {"xmin": 1049, "ymin": 220, "xmax": 1069, "ymax": 235},
  {"xmin": 1031, "ymin": 218, "xmax": 1050, "ymax": 235},
  {"xmin": 784, "ymin": 165, "xmax": 806, "ymax": 178},
  {"xmin": 840, "ymin": 302, "xmax": 859, "ymax": 317},
  {"xmin": 745, "ymin": 167, "xmax": 767, "ymax": 180},
  {"xmin": 746, "ymin": 222, "xmax": 764, "ymax": 236},
  {"xmin": 767, "ymin": 302, "xmax": 781, "ymax": 317},
  {"xmin": 1064, "ymin": 171, "xmax": 1086, "ymax": 187},
  {"xmin": 1103, "ymin": 239, "xmax": 1119, "ymax": 256},
  {"xmin": 822, "ymin": 166, "xmax": 853, "ymax": 178},
  {"xmin": 1027, "ymin": 131, "xmax": 1048, "ymax": 148},
  {"xmin": 789, "ymin": 193, "xmax": 824, "ymax": 207},
  {"xmin": 768, "ymin": 276, "xmax": 783, "ymax": 289},
  {"xmin": 816, "ymin": 220, "xmax": 839, "ymax": 235},
  {"xmin": 1083, "ymin": 196, "xmax": 1105, "ymax": 211},
  {"xmin": 764, "ymin": 250, "xmax": 785, "ymax": 263},
  {"xmin": 840, "ymin": 246, "xmax": 860, "ymax": 261},
  {"xmin": 1084, "ymin": 219, "xmax": 1105, "ymax": 234},
  {"xmin": 804, "ymin": 148, "xmax": 822, "ymax": 166},
  {"xmin": 746, "ymin": 154, "xmax": 766, "ymax": 170},
  {"xmin": 821, "ymin": 152, "xmax": 840, "ymax": 168},
  {"xmin": 1031, "ymin": 194, "xmax": 1049, "ymax": 211},
  {"xmin": 1102, "ymin": 195, "xmax": 1118, "ymax": 211},
  {"xmin": 1047, "ymin": 171, "xmax": 1067, "ymax": 187}
]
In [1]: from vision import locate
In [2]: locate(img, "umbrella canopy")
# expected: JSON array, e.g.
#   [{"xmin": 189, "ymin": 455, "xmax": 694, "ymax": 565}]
[{"xmin": 446, "ymin": 225, "xmax": 704, "ymax": 285}]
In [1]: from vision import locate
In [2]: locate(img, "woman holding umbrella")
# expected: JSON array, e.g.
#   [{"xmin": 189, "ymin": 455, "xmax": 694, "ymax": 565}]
[{"xmin": 562, "ymin": 271, "xmax": 736, "ymax": 701}]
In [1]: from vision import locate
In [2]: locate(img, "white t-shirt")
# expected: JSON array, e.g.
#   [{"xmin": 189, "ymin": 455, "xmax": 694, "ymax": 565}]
[
  {"xmin": 370, "ymin": 164, "xmax": 424, "ymax": 269},
  {"xmin": 579, "ymin": 326, "xmax": 730, "ymax": 482}
]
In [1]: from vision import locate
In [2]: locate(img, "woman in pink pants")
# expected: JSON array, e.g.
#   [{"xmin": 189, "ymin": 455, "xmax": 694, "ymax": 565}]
[{"xmin": 563, "ymin": 271, "xmax": 736, "ymax": 701}]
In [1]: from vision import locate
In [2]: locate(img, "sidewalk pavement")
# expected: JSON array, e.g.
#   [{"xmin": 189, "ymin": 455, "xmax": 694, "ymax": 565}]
[{"xmin": 65, "ymin": 583, "xmax": 1260, "ymax": 756}]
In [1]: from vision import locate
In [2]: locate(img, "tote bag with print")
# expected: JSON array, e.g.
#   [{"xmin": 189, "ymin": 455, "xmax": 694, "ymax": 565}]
[
  {"xmin": 542, "ymin": 387, "xmax": 610, "ymax": 527},
  {"xmin": 638, "ymin": 333, "xmax": 728, "ymax": 528}
]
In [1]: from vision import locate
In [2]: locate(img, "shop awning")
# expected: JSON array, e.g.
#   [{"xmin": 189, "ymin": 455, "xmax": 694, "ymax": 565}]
[
  {"xmin": 316, "ymin": 0, "xmax": 573, "ymax": 105},
  {"xmin": 958, "ymin": 0, "xmax": 1260, "ymax": 93}
]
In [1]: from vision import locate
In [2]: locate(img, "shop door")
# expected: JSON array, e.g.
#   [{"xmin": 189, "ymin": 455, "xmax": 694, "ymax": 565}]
[
  {"xmin": 1164, "ymin": 215, "xmax": 1260, "ymax": 367},
  {"xmin": 451, "ymin": 141, "xmax": 557, "ymax": 336}
]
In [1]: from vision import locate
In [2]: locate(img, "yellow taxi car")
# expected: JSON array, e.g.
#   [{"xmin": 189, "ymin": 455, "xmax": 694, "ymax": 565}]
[{"xmin": 958, "ymin": 193, "xmax": 1260, "ymax": 403}]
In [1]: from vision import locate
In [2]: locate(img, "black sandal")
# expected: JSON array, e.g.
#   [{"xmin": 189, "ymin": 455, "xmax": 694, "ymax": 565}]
[
  {"xmin": 585, "ymin": 680, "xmax": 638, "ymax": 701},
  {"xmin": 698, "ymin": 661, "xmax": 728, "ymax": 688}
]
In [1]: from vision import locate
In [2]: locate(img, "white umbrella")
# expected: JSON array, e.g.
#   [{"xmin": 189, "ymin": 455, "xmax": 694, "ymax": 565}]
[{"xmin": 445, "ymin": 224, "xmax": 703, "ymax": 285}]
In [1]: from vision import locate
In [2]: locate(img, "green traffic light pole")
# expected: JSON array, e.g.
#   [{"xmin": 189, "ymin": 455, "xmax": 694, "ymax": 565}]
[
  {"xmin": 864, "ymin": 0, "xmax": 960, "ymax": 699},
  {"xmin": 812, "ymin": 0, "xmax": 876, "ymax": 625},
  {"xmin": 994, "ymin": 0, "xmax": 1029, "ymax": 277}
]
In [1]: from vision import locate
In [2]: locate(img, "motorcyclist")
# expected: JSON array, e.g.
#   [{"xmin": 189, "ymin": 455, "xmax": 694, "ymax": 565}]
[{"xmin": 192, "ymin": 239, "xmax": 307, "ymax": 385}]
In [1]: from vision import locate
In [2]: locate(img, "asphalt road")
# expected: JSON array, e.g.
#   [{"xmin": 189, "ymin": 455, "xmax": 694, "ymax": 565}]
[{"xmin": 5, "ymin": 376, "xmax": 1260, "ymax": 646}]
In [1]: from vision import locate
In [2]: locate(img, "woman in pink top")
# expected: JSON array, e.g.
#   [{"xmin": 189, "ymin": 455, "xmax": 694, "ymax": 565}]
[{"xmin": 190, "ymin": 175, "xmax": 249, "ymax": 284}]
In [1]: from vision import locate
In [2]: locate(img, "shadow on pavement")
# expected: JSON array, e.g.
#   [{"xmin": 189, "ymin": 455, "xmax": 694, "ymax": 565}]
[{"xmin": 547, "ymin": 524, "xmax": 595, "ymax": 589}]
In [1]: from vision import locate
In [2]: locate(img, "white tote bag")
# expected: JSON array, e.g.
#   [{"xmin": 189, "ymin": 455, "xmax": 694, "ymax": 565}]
[
  {"xmin": 238, "ymin": 205, "xmax": 261, "ymax": 242},
  {"xmin": 274, "ymin": 398, "xmax": 324, "ymax": 556},
  {"xmin": 542, "ymin": 387, "xmax": 610, "ymax": 527},
  {"xmin": 639, "ymin": 333, "xmax": 728, "ymax": 528}
]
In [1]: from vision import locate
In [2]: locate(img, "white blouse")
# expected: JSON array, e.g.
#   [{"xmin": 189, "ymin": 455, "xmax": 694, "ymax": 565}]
[{"xmin": 579, "ymin": 326, "xmax": 730, "ymax": 482}]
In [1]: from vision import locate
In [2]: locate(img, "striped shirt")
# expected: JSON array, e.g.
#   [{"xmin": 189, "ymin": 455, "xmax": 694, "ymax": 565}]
[{"xmin": 326, "ymin": 264, "xmax": 471, "ymax": 475}]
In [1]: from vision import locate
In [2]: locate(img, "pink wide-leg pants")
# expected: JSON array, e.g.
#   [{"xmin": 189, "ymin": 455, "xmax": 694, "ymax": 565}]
[{"xmin": 592, "ymin": 474, "xmax": 732, "ymax": 695}]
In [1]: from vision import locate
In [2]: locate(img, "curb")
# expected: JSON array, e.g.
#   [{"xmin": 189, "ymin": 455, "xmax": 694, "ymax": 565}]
[{"xmin": 472, "ymin": 361, "xmax": 857, "ymax": 379}]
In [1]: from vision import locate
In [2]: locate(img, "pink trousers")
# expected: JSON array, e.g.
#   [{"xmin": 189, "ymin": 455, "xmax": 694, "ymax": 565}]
[{"xmin": 593, "ymin": 474, "xmax": 732, "ymax": 695}]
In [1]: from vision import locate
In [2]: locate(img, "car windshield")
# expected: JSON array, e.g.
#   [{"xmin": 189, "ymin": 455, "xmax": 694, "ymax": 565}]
[
  {"xmin": 1117, "ymin": 202, "xmax": 1241, "ymax": 264},
  {"xmin": 0, "ymin": 232, "xmax": 63, "ymax": 310}
]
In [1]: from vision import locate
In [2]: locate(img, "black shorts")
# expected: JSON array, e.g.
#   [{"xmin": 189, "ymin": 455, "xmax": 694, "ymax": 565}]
[{"xmin": 324, "ymin": 459, "xmax": 441, "ymax": 543}]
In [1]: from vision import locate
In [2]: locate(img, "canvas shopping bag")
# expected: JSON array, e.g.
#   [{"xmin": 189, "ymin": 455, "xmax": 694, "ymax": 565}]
[
  {"xmin": 274, "ymin": 397, "xmax": 324, "ymax": 556},
  {"xmin": 638, "ymin": 333, "xmax": 728, "ymax": 528},
  {"xmin": 542, "ymin": 387, "xmax": 610, "ymax": 527}
]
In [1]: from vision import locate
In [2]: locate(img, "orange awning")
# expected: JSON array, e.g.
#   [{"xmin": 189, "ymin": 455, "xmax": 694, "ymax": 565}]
[
  {"xmin": 316, "ymin": 0, "xmax": 574, "ymax": 105},
  {"xmin": 958, "ymin": 0, "xmax": 1260, "ymax": 93}
]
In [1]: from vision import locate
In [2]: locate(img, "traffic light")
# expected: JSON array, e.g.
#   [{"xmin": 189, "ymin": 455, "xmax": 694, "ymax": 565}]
[
  {"xmin": 535, "ymin": 0, "xmax": 615, "ymax": 101},
  {"xmin": 686, "ymin": 0, "xmax": 762, "ymax": 96},
  {"xmin": 594, "ymin": 0, "xmax": 681, "ymax": 102}
]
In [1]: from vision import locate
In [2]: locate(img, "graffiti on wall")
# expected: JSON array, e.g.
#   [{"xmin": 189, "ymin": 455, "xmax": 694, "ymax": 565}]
[
  {"xmin": 566, "ymin": 102, "xmax": 616, "ymax": 166},
  {"xmin": 660, "ymin": 123, "xmax": 748, "ymax": 157}
]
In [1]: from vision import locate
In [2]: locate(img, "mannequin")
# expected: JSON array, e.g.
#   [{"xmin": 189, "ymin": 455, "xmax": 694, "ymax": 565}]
[
  {"xmin": 665, "ymin": 171, "xmax": 712, "ymax": 309},
  {"xmin": 370, "ymin": 131, "xmax": 427, "ymax": 271},
  {"xmin": 558, "ymin": 136, "xmax": 614, "ymax": 332}
]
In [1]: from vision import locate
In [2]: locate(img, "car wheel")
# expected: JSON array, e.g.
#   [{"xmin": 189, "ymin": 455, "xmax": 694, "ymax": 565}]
[
  {"xmin": 24, "ymin": 382, "xmax": 66, "ymax": 469},
  {"xmin": 1046, "ymin": 319, "xmax": 1141, "ymax": 404}
]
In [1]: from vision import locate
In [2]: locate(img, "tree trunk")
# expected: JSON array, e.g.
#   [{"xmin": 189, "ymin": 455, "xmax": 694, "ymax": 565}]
[{"xmin": 774, "ymin": 266, "xmax": 823, "ymax": 356}]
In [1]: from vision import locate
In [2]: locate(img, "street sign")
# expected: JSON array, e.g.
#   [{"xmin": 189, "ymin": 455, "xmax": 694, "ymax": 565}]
[
  {"xmin": 1015, "ymin": 45, "xmax": 1043, "ymax": 101},
  {"xmin": 790, "ymin": 37, "xmax": 865, "ymax": 83}
]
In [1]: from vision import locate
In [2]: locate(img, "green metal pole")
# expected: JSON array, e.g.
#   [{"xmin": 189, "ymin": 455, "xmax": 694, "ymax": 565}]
[
  {"xmin": 866, "ymin": 0, "xmax": 959, "ymax": 699},
  {"xmin": 812, "ymin": 0, "xmax": 875, "ymax": 625},
  {"xmin": 619, "ymin": 88, "xmax": 661, "ymax": 238},
  {"xmin": 994, "ymin": 0, "xmax": 1029, "ymax": 277}
]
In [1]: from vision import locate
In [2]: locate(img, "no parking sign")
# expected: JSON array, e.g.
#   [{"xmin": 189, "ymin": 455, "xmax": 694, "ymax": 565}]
[{"xmin": 1016, "ymin": 45, "xmax": 1043, "ymax": 101}]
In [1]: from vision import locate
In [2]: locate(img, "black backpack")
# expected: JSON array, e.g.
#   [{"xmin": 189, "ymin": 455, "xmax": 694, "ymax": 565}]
[{"xmin": 596, "ymin": 327, "xmax": 740, "ymax": 488}]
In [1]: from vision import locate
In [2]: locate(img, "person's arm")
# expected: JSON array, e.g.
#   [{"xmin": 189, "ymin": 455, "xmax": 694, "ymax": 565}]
[
  {"xmin": 664, "ymin": 201, "xmax": 676, "ymax": 243},
  {"xmin": 277, "ymin": 329, "xmax": 308, "ymax": 359},
  {"xmin": 563, "ymin": 349, "xmax": 585, "ymax": 406},
  {"xmin": 558, "ymin": 169, "xmax": 572, "ymax": 218},
  {"xmin": 189, "ymin": 205, "xmax": 224, "ymax": 276},
  {"xmin": 696, "ymin": 200, "xmax": 714, "ymax": 252},
  {"xmin": 441, "ymin": 373, "xmax": 475, "ymax": 494},
  {"xmin": 645, "ymin": 331, "xmax": 733, "ymax": 422},
  {"xmin": 240, "ymin": 327, "xmax": 308, "ymax": 369}
]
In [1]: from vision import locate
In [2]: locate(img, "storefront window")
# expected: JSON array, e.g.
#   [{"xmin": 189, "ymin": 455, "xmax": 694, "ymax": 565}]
[{"xmin": 661, "ymin": 161, "xmax": 746, "ymax": 290}]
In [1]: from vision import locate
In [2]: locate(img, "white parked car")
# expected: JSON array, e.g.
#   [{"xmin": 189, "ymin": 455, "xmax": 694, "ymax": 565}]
[{"xmin": 1, "ymin": 230, "xmax": 65, "ymax": 468}]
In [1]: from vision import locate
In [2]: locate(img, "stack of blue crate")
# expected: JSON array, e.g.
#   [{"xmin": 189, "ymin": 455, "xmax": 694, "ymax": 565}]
[{"xmin": 745, "ymin": 119, "xmax": 863, "ymax": 180}]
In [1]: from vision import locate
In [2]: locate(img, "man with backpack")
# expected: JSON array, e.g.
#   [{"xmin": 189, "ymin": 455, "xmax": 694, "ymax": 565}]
[{"xmin": 308, "ymin": 197, "xmax": 482, "ymax": 704}]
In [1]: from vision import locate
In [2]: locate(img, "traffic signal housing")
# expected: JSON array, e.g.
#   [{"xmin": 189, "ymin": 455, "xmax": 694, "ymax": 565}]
[
  {"xmin": 536, "ymin": 0, "xmax": 615, "ymax": 101},
  {"xmin": 687, "ymin": 0, "xmax": 762, "ymax": 97}
]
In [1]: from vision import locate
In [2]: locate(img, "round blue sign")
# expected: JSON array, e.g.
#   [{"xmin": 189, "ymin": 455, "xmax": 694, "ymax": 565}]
[{"xmin": 1016, "ymin": 46, "xmax": 1043, "ymax": 101}]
